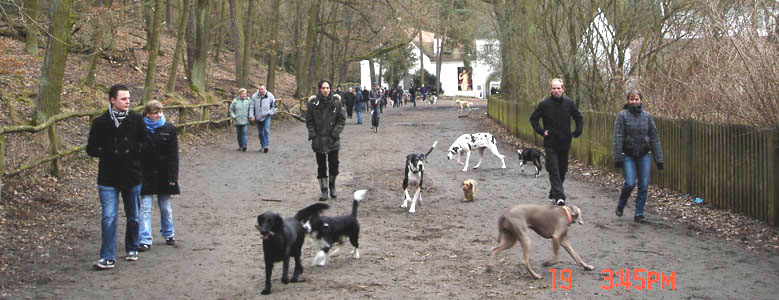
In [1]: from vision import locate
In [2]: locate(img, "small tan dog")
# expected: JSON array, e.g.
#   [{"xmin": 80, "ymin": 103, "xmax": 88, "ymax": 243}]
[
  {"xmin": 455, "ymin": 99, "xmax": 474, "ymax": 112},
  {"xmin": 462, "ymin": 179, "xmax": 477, "ymax": 201}
]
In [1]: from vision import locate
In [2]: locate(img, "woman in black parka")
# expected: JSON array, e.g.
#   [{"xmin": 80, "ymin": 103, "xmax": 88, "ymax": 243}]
[
  {"xmin": 306, "ymin": 79, "xmax": 347, "ymax": 201},
  {"xmin": 138, "ymin": 100, "xmax": 180, "ymax": 250}
]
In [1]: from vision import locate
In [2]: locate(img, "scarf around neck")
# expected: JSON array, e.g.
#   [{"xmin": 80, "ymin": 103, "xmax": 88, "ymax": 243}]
[
  {"xmin": 144, "ymin": 113, "xmax": 166, "ymax": 134},
  {"xmin": 109, "ymin": 104, "xmax": 128, "ymax": 128}
]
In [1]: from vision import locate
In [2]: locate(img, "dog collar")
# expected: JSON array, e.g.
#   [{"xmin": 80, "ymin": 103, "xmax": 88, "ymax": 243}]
[{"xmin": 562, "ymin": 206, "xmax": 573, "ymax": 224}]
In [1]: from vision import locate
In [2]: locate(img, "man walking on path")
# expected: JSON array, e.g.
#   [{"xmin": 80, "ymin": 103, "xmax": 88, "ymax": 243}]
[
  {"xmin": 530, "ymin": 78, "xmax": 583, "ymax": 206},
  {"xmin": 249, "ymin": 83, "xmax": 276, "ymax": 153},
  {"xmin": 86, "ymin": 84, "xmax": 147, "ymax": 269}
]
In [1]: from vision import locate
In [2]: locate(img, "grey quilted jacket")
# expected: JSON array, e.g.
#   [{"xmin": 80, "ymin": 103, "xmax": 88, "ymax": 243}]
[{"xmin": 613, "ymin": 105, "xmax": 664, "ymax": 163}]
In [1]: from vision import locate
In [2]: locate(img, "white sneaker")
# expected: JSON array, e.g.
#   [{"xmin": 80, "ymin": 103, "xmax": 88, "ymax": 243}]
[
  {"xmin": 555, "ymin": 199, "xmax": 566, "ymax": 206},
  {"xmin": 126, "ymin": 251, "xmax": 139, "ymax": 261}
]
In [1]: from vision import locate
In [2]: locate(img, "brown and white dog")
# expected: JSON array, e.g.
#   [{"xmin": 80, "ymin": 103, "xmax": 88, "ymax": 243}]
[
  {"xmin": 486, "ymin": 204, "xmax": 594, "ymax": 279},
  {"xmin": 462, "ymin": 179, "xmax": 477, "ymax": 202}
]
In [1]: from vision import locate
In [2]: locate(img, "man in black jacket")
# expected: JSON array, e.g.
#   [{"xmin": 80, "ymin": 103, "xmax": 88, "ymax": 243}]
[
  {"xmin": 86, "ymin": 84, "xmax": 148, "ymax": 269},
  {"xmin": 530, "ymin": 78, "xmax": 583, "ymax": 206}
]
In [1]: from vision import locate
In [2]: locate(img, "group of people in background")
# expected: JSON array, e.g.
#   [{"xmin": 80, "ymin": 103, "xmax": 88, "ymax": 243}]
[
  {"xmin": 87, "ymin": 84, "xmax": 180, "ymax": 270},
  {"xmin": 229, "ymin": 84, "xmax": 277, "ymax": 153}
]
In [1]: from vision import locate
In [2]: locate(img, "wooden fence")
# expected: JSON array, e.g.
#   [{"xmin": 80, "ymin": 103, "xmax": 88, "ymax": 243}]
[
  {"xmin": 488, "ymin": 96, "xmax": 779, "ymax": 226},
  {"xmin": 0, "ymin": 102, "xmax": 231, "ymax": 203}
]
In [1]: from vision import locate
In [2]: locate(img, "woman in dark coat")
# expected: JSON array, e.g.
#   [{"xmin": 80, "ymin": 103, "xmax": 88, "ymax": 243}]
[
  {"xmin": 613, "ymin": 89, "xmax": 664, "ymax": 223},
  {"xmin": 306, "ymin": 80, "xmax": 347, "ymax": 201},
  {"xmin": 139, "ymin": 100, "xmax": 180, "ymax": 250}
]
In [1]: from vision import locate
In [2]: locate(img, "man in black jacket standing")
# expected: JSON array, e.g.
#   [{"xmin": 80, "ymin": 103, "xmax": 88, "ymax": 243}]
[
  {"xmin": 86, "ymin": 84, "xmax": 147, "ymax": 269},
  {"xmin": 530, "ymin": 78, "xmax": 583, "ymax": 206}
]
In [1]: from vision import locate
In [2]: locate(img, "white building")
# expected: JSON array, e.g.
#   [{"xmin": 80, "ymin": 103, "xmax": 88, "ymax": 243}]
[{"xmin": 360, "ymin": 30, "xmax": 500, "ymax": 99}]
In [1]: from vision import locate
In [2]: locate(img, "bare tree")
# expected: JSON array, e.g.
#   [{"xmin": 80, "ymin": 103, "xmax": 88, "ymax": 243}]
[
  {"xmin": 166, "ymin": 0, "xmax": 190, "ymax": 93},
  {"xmin": 142, "ymin": 0, "xmax": 164, "ymax": 104}
]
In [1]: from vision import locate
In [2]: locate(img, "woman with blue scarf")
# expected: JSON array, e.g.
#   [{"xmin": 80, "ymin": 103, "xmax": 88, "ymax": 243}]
[{"xmin": 139, "ymin": 100, "xmax": 180, "ymax": 250}]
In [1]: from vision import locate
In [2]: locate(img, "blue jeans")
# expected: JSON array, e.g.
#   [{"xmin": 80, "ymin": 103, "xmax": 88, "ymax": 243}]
[
  {"xmin": 236, "ymin": 124, "xmax": 248, "ymax": 149},
  {"xmin": 98, "ymin": 184, "xmax": 141, "ymax": 260},
  {"xmin": 257, "ymin": 117, "xmax": 271, "ymax": 149},
  {"xmin": 617, "ymin": 154, "xmax": 651, "ymax": 216},
  {"xmin": 139, "ymin": 194, "xmax": 175, "ymax": 245},
  {"xmin": 355, "ymin": 103, "xmax": 363, "ymax": 124}
]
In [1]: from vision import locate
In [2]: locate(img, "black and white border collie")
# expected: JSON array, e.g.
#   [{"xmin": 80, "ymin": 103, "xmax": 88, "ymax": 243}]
[
  {"xmin": 302, "ymin": 190, "xmax": 367, "ymax": 266},
  {"xmin": 517, "ymin": 148, "xmax": 545, "ymax": 177},
  {"xmin": 401, "ymin": 141, "xmax": 438, "ymax": 213},
  {"xmin": 447, "ymin": 133, "xmax": 507, "ymax": 172}
]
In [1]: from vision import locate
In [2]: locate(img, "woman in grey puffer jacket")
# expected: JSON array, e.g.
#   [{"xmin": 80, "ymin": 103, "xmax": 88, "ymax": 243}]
[
  {"xmin": 613, "ymin": 89, "xmax": 664, "ymax": 223},
  {"xmin": 306, "ymin": 79, "xmax": 346, "ymax": 201}
]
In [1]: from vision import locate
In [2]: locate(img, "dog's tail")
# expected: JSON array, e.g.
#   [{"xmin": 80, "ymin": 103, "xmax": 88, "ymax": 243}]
[
  {"xmin": 295, "ymin": 203, "xmax": 330, "ymax": 222},
  {"xmin": 423, "ymin": 141, "xmax": 438, "ymax": 162},
  {"xmin": 352, "ymin": 190, "xmax": 367, "ymax": 217}
]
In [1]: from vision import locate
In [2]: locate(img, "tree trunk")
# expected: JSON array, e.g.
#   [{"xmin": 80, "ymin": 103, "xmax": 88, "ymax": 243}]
[
  {"xmin": 23, "ymin": 0, "xmax": 39, "ymax": 56},
  {"xmin": 142, "ymin": 0, "xmax": 164, "ymax": 104},
  {"xmin": 165, "ymin": 0, "xmax": 172, "ymax": 31},
  {"xmin": 418, "ymin": 29, "xmax": 424, "ymax": 86},
  {"xmin": 228, "ymin": 0, "xmax": 244, "ymax": 80},
  {"xmin": 435, "ymin": 0, "xmax": 454, "ymax": 96},
  {"xmin": 212, "ymin": 0, "xmax": 226, "ymax": 63},
  {"xmin": 188, "ymin": 0, "xmax": 209, "ymax": 95},
  {"xmin": 166, "ymin": 0, "xmax": 190, "ymax": 93},
  {"xmin": 368, "ymin": 58, "xmax": 376, "ymax": 86},
  {"xmin": 337, "ymin": 12, "xmax": 353, "ymax": 86},
  {"xmin": 239, "ymin": 0, "xmax": 255, "ymax": 88},
  {"xmin": 34, "ymin": 0, "xmax": 73, "ymax": 125},
  {"xmin": 295, "ymin": 0, "xmax": 320, "ymax": 98},
  {"xmin": 83, "ymin": 13, "xmax": 105, "ymax": 87},
  {"xmin": 266, "ymin": 0, "xmax": 280, "ymax": 92},
  {"xmin": 142, "ymin": 0, "xmax": 153, "ymax": 49}
]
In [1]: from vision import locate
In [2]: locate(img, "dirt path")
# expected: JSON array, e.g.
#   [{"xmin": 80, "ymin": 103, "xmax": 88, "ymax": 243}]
[{"xmin": 13, "ymin": 99, "xmax": 779, "ymax": 299}]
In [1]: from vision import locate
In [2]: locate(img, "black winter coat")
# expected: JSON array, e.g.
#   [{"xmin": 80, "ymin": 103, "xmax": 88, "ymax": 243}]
[
  {"xmin": 530, "ymin": 95, "xmax": 584, "ymax": 149},
  {"xmin": 141, "ymin": 123, "xmax": 180, "ymax": 195},
  {"xmin": 306, "ymin": 94, "xmax": 346, "ymax": 153},
  {"xmin": 86, "ymin": 110, "xmax": 148, "ymax": 188}
]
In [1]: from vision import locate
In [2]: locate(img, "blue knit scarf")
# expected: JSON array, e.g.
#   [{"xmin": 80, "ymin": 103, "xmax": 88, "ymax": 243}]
[{"xmin": 144, "ymin": 113, "xmax": 166, "ymax": 134}]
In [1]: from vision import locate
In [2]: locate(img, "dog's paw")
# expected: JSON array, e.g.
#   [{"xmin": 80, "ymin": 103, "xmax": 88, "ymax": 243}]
[
  {"xmin": 582, "ymin": 263, "xmax": 594, "ymax": 270},
  {"xmin": 486, "ymin": 265, "xmax": 495, "ymax": 273},
  {"xmin": 400, "ymin": 203, "xmax": 408, "ymax": 209},
  {"xmin": 261, "ymin": 289, "xmax": 271, "ymax": 295},
  {"xmin": 281, "ymin": 277, "xmax": 289, "ymax": 284},
  {"xmin": 457, "ymin": 162, "xmax": 465, "ymax": 165}
]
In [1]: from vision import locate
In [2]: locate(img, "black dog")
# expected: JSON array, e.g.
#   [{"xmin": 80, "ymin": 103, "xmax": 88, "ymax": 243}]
[
  {"xmin": 517, "ymin": 148, "xmax": 545, "ymax": 177},
  {"xmin": 401, "ymin": 141, "xmax": 437, "ymax": 213},
  {"xmin": 255, "ymin": 204, "xmax": 327, "ymax": 295},
  {"xmin": 302, "ymin": 190, "xmax": 366, "ymax": 266}
]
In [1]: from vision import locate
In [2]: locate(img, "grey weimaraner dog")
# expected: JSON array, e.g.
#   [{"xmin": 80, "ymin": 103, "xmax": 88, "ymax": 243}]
[{"xmin": 486, "ymin": 204, "xmax": 594, "ymax": 279}]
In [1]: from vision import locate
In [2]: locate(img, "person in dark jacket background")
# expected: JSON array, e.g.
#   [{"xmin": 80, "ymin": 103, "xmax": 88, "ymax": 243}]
[
  {"xmin": 86, "ymin": 84, "xmax": 146, "ymax": 269},
  {"xmin": 530, "ymin": 78, "xmax": 583, "ymax": 206},
  {"xmin": 138, "ymin": 100, "xmax": 180, "ymax": 251},
  {"xmin": 306, "ymin": 79, "xmax": 347, "ymax": 201},
  {"xmin": 344, "ymin": 87, "xmax": 355, "ymax": 119},
  {"xmin": 613, "ymin": 89, "xmax": 664, "ymax": 223}
]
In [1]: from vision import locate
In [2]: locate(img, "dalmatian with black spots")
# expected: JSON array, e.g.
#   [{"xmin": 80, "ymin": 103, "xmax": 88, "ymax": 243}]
[{"xmin": 447, "ymin": 133, "xmax": 507, "ymax": 172}]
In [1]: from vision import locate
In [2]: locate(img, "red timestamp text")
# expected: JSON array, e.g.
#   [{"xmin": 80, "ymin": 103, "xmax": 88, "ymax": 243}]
[{"xmin": 601, "ymin": 268, "xmax": 675, "ymax": 291}]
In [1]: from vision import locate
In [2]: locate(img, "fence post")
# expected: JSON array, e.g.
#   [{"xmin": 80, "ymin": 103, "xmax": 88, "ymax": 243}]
[
  {"xmin": 0, "ymin": 133, "xmax": 4, "ymax": 203},
  {"xmin": 47, "ymin": 124, "xmax": 62, "ymax": 178},
  {"xmin": 201, "ymin": 106, "xmax": 209, "ymax": 130},
  {"xmin": 773, "ymin": 126, "xmax": 778, "ymax": 226},
  {"xmin": 179, "ymin": 107, "xmax": 186, "ymax": 135}
]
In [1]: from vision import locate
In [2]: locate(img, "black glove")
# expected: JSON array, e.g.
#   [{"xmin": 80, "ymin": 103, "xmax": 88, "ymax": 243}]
[
  {"xmin": 656, "ymin": 162, "xmax": 664, "ymax": 170},
  {"xmin": 572, "ymin": 130, "xmax": 582, "ymax": 138},
  {"xmin": 615, "ymin": 161, "xmax": 624, "ymax": 168}
]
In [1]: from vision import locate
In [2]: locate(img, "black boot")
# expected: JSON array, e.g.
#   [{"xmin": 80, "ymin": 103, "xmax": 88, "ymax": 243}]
[
  {"xmin": 319, "ymin": 178, "xmax": 329, "ymax": 201},
  {"xmin": 329, "ymin": 176, "xmax": 337, "ymax": 199}
]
